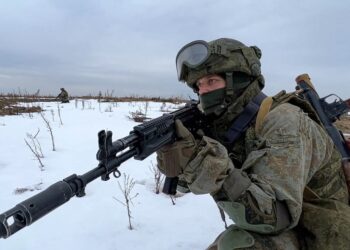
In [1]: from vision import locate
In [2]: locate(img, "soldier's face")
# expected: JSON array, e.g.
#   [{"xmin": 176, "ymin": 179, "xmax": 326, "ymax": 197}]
[{"xmin": 196, "ymin": 74, "xmax": 226, "ymax": 95}]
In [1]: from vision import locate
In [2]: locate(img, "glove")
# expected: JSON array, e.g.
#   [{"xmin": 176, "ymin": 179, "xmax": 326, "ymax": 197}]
[
  {"xmin": 157, "ymin": 120, "xmax": 234, "ymax": 195},
  {"xmin": 183, "ymin": 136, "xmax": 234, "ymax": 194},
  {"xmin": 156, "ymin": 119, "xmax": 197, "ymax": 177}
]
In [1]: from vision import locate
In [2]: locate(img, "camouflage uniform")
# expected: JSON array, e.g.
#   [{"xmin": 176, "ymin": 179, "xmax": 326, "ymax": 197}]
[
  {"xmin": 157, "ymin": 38, "xmax": 350, "ymax": 249},
  {"xmin": 203, "ymin": 88, "xmax": 350, "ymax": 249},
  {"xmin": 57, "ymin": 88, "xmax": 69, "ymax": 103}
]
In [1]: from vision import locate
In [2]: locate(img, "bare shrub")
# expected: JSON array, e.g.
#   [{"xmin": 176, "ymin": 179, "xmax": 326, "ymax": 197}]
[
  {"xmin": 128, "ymin": 101, "xmax": 136, "ymax": 107},
  {"xmin": 127, "ymin": 104, "xmax": 150, "ymax": 122},
  {"xmin": 98, "ymin": 91, "xmax": 102, "ymax": 103},
  {"xmin": 0, "ymin": 96, "xmax": 42, "ymax": 116},
  {"xmin": 14, "ymin": 181, "xmax": 43, "ymax": 195},
  {"xmin": 104, "ymin": 89, "xmax": 114, "ymax": 102},
  {"xmin": 149, "ymin": 161, "xmax": 164, "ymax": 194},
  {"xmin": 50, "ymin": 109, "xmax": 55, "ymax": 122},
  {"xmin": 160, "ymin": 102, "xmax": 167, "ymax": 112},
  {"xmin": 24, "ymin": 134, "xmax": 45, "ymax": 171},
  {"xmin": 57, "ymin": 103, "xmax": 63, "ymax": 125},
  {"xmin": 114, "ymin": 174, "xmax": 139, "ymax": 230},
  {"xmin": 87, "ymin": 100, "xmax": 93, "ymax": 110},
  {"xmin": 25, "ymin": 103, "xmax": 34, "ymax": 118},
  {"xmin": 143, "ymin": 101, "xmax": 149, "ymax": 117},
  {"xmin": 97, "ymin": 89, "xmax": 116, "ymax": 102},
  {"xmin": 128, "ymin": 110, "xmax": 146, "ymax": 122},
  {"xmin": 105, "ymin": 105, "xmax": 113, "ymax": 112},
  {"xmin": 40, "ymin": 112, "xmax": 56, "ymax": 151},
  {"xmin": 26, "ymin": 129, "xmax": 44, "ymax": 157}
]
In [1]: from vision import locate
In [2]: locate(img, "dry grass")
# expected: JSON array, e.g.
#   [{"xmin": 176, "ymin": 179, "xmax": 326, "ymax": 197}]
[
  {"xmin": 3, "ymin": 93, "xmax": 348, "ymax": 134},
  {"xmin": 94, "ymin": 95, "xmax": 185, "ymax": 104},
  {"xmin": 335, "ymin": 115, "xmax": 350, "ymax": 134},
  {"xmin": 0, "ymin": 97, "xmax": 42, "ymax": 116},
  {"xmin": 0, "ymin": 93, "xmax": 186, "ymax": 117}
]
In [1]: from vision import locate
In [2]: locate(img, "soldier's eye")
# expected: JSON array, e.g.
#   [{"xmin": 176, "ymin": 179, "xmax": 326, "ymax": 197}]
[{"xmin": 208, "ymin": 78, "xmax": 218, "ymax": 86}]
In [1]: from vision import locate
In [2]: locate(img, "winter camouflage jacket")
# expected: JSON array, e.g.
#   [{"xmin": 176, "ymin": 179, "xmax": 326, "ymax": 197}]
[{"xmin": 203, "ymin": 93, "xmax": 350, "ymax": 249}]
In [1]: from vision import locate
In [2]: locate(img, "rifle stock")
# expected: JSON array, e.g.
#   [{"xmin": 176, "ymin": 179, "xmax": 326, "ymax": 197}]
[{"xmin": 0, "ymin": 100, "xmax": 203, "ymax": 239}]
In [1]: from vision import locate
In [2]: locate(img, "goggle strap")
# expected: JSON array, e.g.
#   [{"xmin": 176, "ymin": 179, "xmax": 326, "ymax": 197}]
[{"xmin": 233, "ymin": 81, "xmax": 251, "ymax": 90}]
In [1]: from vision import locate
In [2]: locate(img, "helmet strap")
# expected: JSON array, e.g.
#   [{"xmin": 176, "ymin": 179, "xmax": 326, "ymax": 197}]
[{"xmin": 225, "ymin": 72, "xmax": 234, "ymax": 96}]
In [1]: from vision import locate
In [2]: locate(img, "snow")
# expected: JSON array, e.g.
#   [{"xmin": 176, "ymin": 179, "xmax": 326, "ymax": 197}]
[{"xmin": 0, "ymin": 100, "xmax": 226, "ymax": 250}]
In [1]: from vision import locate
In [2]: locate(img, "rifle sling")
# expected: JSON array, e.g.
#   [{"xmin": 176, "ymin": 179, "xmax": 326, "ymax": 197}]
[{"xmin": 225, "ymin": 92, "xmax": 267, "ymax": 144}]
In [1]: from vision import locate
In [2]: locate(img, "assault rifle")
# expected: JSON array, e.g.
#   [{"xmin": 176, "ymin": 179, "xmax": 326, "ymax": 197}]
[
  {"xmin": 295, "ymin": 74, "xmax": 350, "ymax": 191},
  {"xmin": 0, "ymin": 100, "xmax": 205, "ymax": 239}
]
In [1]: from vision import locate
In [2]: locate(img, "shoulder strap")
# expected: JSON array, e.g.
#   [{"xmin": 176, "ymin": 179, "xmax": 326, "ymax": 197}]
[
  {"xmin": 254, "ymin": 93, "xmax": 322, "ymax": 201},
  {"xmin": 255, "ymin": 96, "xmax": 273, "ymax": 135},
  {"xmin": 225, "ymin": 92, "xmax": 267, "ymax": 144},
  {"xmin": 254, "ymin": 90, "xmax": 322, "ymax": 135}
]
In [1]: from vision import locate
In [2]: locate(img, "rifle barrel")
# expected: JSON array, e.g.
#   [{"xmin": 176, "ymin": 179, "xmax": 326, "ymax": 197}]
[
  {"xmin": 0, "ymin": 100, "xmax": 201, "ymax": 239},
  {"xmin": 0, "ymin": 181, "xmax": 73, "ymax": 238}
]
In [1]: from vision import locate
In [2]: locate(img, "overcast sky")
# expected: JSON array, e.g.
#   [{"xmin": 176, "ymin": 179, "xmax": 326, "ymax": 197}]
[{"xmin": 0, "ymin": 0, "xmax": 349, "ymax": 99}]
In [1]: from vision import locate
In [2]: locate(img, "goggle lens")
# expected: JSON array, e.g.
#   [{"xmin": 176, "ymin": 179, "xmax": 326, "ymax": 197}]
[{"xmin": 176, "ymin": 41, "xmax": 209, "ymax": 80}]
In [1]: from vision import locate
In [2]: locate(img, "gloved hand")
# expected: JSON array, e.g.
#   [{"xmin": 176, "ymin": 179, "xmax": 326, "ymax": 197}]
[
  {"xmin": 157, "ymin": 119, "xmax": 234, "ymax": 194},
  {"xmin": 182, "ymin": 136, "xmax": 234, "ymax": 194},
  {"xmin": 156, "ymin": 119, "xmax": 197, "ymax": 177}
]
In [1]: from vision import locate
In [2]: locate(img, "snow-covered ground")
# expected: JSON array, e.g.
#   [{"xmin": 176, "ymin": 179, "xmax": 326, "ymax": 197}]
[{"xmin": 0, "ymin": 100, "xmax": 226, "ymax": 250}]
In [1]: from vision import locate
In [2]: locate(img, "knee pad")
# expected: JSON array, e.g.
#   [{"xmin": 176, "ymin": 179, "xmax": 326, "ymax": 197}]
[{"xmin": 217, "ymin": 225, "xmax": 255, "ymax": 250}]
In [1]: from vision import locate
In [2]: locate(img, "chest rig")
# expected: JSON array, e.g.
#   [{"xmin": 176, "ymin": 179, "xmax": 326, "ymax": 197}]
[
  {"xmin": 206, "ymin": 91, "xmax": 265, "ymax": 167},
  {"xmin": 212, "ymin": 90, "xmax": 322, "ymax": 169}
]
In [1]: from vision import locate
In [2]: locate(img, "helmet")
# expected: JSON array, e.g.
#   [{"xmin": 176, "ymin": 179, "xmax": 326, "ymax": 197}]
[
  {"xmin": 176, "ymin": 38, "xmax": 262, "ymax": 87},
  {"xmin": 175, "ymin": 38, "xmax": 264, "ymax": 115}
]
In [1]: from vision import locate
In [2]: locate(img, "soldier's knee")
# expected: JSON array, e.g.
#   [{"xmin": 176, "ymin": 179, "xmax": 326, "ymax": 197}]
[
  {"xmin": 208, "ymin": 225, "xmax": 255, "ymax": 250},
  {"xmin": 208, "ymin": 226, "xmax": 300, "ymax": 250}
]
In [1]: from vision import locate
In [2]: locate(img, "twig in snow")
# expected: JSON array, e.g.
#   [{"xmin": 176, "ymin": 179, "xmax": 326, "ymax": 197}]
[
  {"xmin": 57, "ymin": 103, "xmax": 63, "ymax": 125},
  {"xmin": 114, "ymin": 174, "xmax": 139, "ymax": 230},
  {"xmin": 40, "ymin": 112, "xmax": 56, "ymax": 151},
  {"xmin": 14, "ymin": 181, "xmax": 43, "ymax": 195},
  {"xmin": 24, "ymin": 138, "xmax": 44, "ymax": 170},
  {"xmin": 149, "ymin": 161, "xmax": 164, "ymax": 194},
  {"xmin": 26, "ymin": 131, "xmax": 44, "ymax": 158}
]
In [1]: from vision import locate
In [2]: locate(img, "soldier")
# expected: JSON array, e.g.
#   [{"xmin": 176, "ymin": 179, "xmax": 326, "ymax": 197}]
[
  {"xmin": 156, "ymin": 38, "xmax": 350, "ymax": 249},
  {"xmin": 56, "ymin": 88, "xmax": 69, "ymax": 103}
]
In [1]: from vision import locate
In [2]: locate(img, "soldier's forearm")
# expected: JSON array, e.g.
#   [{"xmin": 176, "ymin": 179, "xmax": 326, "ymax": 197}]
[{"xmin": 214, "ymin": 182, "xmax": 291, "ymax": 234}]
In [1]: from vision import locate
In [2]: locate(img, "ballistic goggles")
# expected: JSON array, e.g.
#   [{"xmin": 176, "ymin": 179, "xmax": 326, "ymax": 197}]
[{"xmin": 176, "ymin": 40, "xmax": 210, "ymax": 81}]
